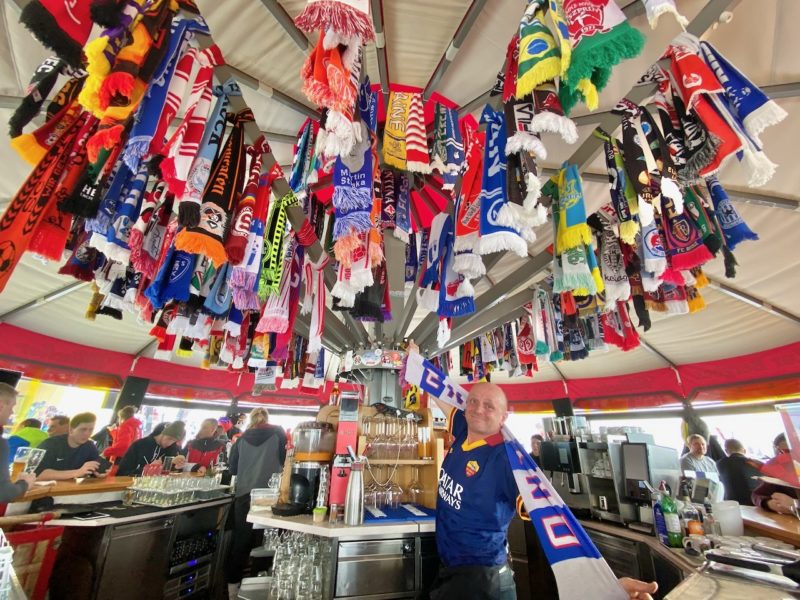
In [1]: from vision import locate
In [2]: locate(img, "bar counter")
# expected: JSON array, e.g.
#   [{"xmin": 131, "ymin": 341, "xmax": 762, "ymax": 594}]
[
  {"xmin": 17, "ymin": 476, "xmax": 134, "ymax": 501},
  {"xmin": 741, "ymin": 505, "xmax": 800, "ymax": 546}
]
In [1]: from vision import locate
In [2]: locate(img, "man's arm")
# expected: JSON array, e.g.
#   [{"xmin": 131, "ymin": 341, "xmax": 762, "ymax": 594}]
[{"xmin": 0, "ymin": 439, "xmax": 30, "ymax": 502}]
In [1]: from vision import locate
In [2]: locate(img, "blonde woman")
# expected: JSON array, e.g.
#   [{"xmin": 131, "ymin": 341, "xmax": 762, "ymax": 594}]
[{"xmin": 226, "ymin": 408, "xmax": 286, "ymax": 599}]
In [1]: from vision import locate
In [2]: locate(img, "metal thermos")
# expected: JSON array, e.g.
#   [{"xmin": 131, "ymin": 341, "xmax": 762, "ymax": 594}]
[{"xmin": 344, "ymin": 461, "xmax": 364, "ymax": 526}]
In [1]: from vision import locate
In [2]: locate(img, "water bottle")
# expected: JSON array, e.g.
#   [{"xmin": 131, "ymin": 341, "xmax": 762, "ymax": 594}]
[{"xmin": 344, "ymin": 460, "xmax": 364, "ymax": 526}]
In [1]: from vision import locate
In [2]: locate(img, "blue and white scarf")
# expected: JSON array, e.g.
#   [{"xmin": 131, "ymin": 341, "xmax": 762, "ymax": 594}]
[
  {"xmin": 103, "ymin": 162, "xmax": 150, "ymax": 263},
  {"xmin": 394, "ymin": 172, "xmax": 411, "ymax": 242},
  {"xmin": 705, "ymin": 175, "xmax": 758, "ymax": 251},
  {"xmin": 403, "ymin": 351, "xmax": 628, "ymax": 600},
  {"xmin": 478, "ymin": 105, "xmax": 527, "ymax": 258}
]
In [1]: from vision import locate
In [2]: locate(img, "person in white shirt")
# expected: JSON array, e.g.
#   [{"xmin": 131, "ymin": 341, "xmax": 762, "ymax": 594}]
[{"xmin": 680, "ymin": 434, "xmax": 719, "ymax": 473}]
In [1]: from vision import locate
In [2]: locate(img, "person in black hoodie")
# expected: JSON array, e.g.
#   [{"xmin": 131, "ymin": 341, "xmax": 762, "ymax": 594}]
[
  {"xmin": 225, "ymin": 408, "xmax": 286, "ymax": 599},
  {"xmin": 117, "ymin": 421, "xmax": 187, "ymax": 476}
]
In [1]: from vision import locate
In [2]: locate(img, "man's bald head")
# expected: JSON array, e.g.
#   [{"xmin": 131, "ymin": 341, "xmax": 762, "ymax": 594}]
[{"xmin": 464, "ymin": 382, "xmax": 509, "ymax": 440}]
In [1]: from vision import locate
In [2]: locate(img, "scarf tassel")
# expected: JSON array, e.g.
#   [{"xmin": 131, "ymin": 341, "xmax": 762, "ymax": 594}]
[
  {"xmin": 295, "ymin": 0, "xmax": 375, "ymax": 41},
  {"xmin": 506, "ymin": 133, "xmax": 547, "ymax": 160},
  {"xmin": 646, "ymin": 3, "xmax": 688, "ymax": 29},
  {"xmin": 332, "ymin": 186, "xmax": 372, "ymax": 213},
  {"xmin": 531, "ymin": 111, "xmax": 579, "ymax": 145},
  {"xmin": 332, "ymin": 281, "xmax": 357, "ymax": 306},
  {"xmin": 479, "ymin": 232, "xmax": 528, "ymax": 258},
  {"xmin": 128, "ymin": 228, "xmax": 157, "ymax": 276},
  {"xmin": 669, "ymin": 243, "xmax": 713, "ymax": 271},
  {"xmin": 743, "ymin": 102, "xmax": 788, "ymax": 146},
  {"xmin": 333, "ymin": 212, "xmax": 372, "ymax": 239},
  {"xmin": 87, "ymin": 125, "xmax": 124, "ymax": 163},
  {"xmin": 232, "ymin": 288, "xmax": 261, "ymax": 311},
  {"xmin": 739, "ymin": 147, "xmax": 777, "ymax": 188},
  {"xmin": 619, "ymin": 220, "xmax": 639, "ymax": 245},
  {"xmin": 439, "ymin": 296, "xmax": 475, "ymax": 318},
  {"xmin": 122, "ymin": 136, "xmax": 153, "ymax": 171},
  {"xmin": 19, "ymin": 1, "xmax": 85, "ymax": 68},
  {"xmin": 687, "ymin": 290, "xmax": 706, "ymax": 313},
  {"xmin": 723, "ymin": 246, "xmax": 738, "ymax": 278},
  {"xmin": 9, "ymin": 133, "xmax": 47, "ymax": 166},
  {"xmin": 174, "ymin": 230, "xmax": 228, "ymax": 268},
  {"xmin": 453, "ymin": 252, "xmax": 485, "ymax": 279},
  {"xmin": 99, "ymin": 71, "xmax": 136, "ymax": 112}
]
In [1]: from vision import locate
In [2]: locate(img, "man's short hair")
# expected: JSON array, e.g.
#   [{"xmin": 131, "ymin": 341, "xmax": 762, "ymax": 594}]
[
  {"xmin": 686, "ymin": 433, "xmax": 707, "ymax": 445},
  {"xmin": 202, "ymin": 418, "xmax": 218, "ymax": 428},
  {"xmin": 18, "ymin": 418, "xmax": 42, "ymax": 429},
  {"xmin": 49, "ymin": 415, "xmax": 69, "ymax": 427},
  {"xmin": 774, "ymin": 433, "xmax": 787, "ymax": 447},
  {"xmin": 70, "ymin": 412, "xmax": 97, "ymax": 429},
  {"xmin": 724, "ymin": 438, "xmax": 745, "ymax": 454},
  {"xmin": 118, "ymin": 406, "xmax": 137, "ymax": 420},
  {"xmin": 0, "ymin": 382, "xmax": 18, "ymax": 403},
  {"xmin": 531, "ymin": 434, "xmax": 544, "ymax": 442}
]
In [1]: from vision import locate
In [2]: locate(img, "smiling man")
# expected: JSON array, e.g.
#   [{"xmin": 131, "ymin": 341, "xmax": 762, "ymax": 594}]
[{"xmin": 428, "ymin": 382, "xmax": 658, "ymax": 600}]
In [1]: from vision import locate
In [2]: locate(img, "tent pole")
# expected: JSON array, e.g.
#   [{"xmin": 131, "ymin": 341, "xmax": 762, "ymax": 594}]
[
  {"xmin": 258, "ymin": 0, "xmax": 311, "ymax": 51},
  {"xmin": 0, "ymin": 281, "xmax": 89, "ymax": 323},
  {"xmin": 707, "ymin": 278, "xmax": 800, "ymax": 326}
]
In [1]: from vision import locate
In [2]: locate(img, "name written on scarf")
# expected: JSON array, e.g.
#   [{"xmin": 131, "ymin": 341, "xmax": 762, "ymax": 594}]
[
  {"xmin": 209, "ymin": 143, "xmax": 233, "ymax": 205},
  {"xmin": 388, "ymin": 93, "xmax": 410, "ymax": 132}
]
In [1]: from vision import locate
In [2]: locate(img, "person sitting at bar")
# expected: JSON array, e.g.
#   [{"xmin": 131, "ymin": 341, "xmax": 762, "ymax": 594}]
[
  {"xmin": 36, "ymin": 413, "xmax": 106, "ymax": 481},
  {"xmin": 102, "ymin": 405, "xmax": 142, "ymax": 465},
  {"xmin": 47, "ymin": 415, "xmax": 70, "ymax": 437},
  {"xmin": 716, "ymin": 439, "xmax": 761, "ymax": 506},
  {"xmin": 117, "ymin": 421, "xmax": 187, "ymax": 476},
  {"xmin": 529, "ymin": 433, "xmax": 544, "ymax": 462},
  {"xmin": 428, "ymin": 381, "xmax": 658, "ymax": 600},
  {"xmin": 7, "ymin": 418, "xmax": 49, "ymax": 461},
  {"xmin": 183, "ymin": 418, "xmax": 224, "ymax": 473},
  {"xmin": 0, "ymin": 383, "xmax": 36, "ymax": 501},
  {"xmin": 773, "ymin": 433, "xmax": 790, "ymax": 456},
  {"xmin": 680, "ymin": 434, "xmax": 719, "ymax": 473}
]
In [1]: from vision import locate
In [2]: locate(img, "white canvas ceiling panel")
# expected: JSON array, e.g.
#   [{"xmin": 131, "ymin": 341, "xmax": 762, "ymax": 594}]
[
  {"xmin": 380, "ymin": 0, "xmax": 469, "ymax": 88},
  {"xmin": 1, "ymin": 2, "xmax": 51, "ymax": 95},
  {"xmin": 434, "ymin": 0, "xmax": 520, "ymax": 106},
  {"xmin": 0, "ymin": 255, "xmax": 72, "ymax": 315},
  {"xmin": 196, "ymin": 0, "xmax": 310, "ymax": 102},
  {"xmin": 700, "ymin": 201, "xmax": 800, "ymax": 316},
  {"xmin": 642, "ymin": 287, "xmax": 800, "ymax": 365}
]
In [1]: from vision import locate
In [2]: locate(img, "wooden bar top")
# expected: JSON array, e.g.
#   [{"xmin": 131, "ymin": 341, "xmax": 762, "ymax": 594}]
[
  {"xmin": 741, "ymin": 505, "xmax": 800, "ymax": 547},
  {"xmin": 17, "ymin": 477, "xmax": 133, "ymax": 501}
]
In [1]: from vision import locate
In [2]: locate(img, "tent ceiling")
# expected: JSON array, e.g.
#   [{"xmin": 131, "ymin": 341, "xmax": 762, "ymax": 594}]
[{"xmin": 0, "ymin": 0, "xmax": 799, "ymax": 389}]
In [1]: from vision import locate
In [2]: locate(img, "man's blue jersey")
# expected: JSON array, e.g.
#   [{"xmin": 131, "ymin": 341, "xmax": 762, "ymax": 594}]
[{"xmin": 436, "ymin": 409, "xmax": 520, "ymax": 567}]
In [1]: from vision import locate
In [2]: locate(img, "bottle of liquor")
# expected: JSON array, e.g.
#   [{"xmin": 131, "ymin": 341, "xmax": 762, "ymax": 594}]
[
  {"xmin": 681, "ymin": 496, "xmax": 704, "ymax": 536},
  {"xmin": 659, "ymin": 481, "xmax": 683, "ymax": 548}
]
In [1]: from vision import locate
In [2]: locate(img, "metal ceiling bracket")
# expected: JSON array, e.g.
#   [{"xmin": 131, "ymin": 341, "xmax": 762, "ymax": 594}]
[
  {"xmin": 0, "ymin": 281, "xmax": 89, "ymax": 323},
  {"xmin": 258, "ymin": 0, "xmax": 310, "ymax": 51}
]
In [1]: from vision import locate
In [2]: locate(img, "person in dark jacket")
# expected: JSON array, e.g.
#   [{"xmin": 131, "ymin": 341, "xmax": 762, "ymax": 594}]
[
  {"xmin": 117, "ymin": 421, "xmax": 187, "ymax": 476},
  {"xmin": 716, "ymin": 439, "xmax": 761, "ymax": 506},
  {"xmin": 0, "ymin": 383, "xmax": 35, "ymax": 501},
  {"xmin": 183, "ymin": 418, "xmax": 224, "ymax": 472},
  {"xmin": 36, "ymin": 413, "xmax": 105, "ymax": 481},
  {"xmin": 225, "ymin": 408, "xmax": 286, "ymax": 599}
]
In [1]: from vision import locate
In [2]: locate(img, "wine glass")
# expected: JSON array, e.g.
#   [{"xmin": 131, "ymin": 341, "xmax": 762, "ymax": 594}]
[
  {"xmin": 408, "ymin": 467, "xmax": 423, "ymax": 505},
  {"xmin": 387, "ymin": 472, "xmax": 403, "ymax": 510}
]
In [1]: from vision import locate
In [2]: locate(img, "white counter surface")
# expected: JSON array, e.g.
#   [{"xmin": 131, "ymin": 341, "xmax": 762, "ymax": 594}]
[
  {"xmin": 247, "ymin": 511, "xmax": 435, "ymax": 539},
  {"xmin": 47, "ymin": 497, "xmax": 233, "ymax": 527}
]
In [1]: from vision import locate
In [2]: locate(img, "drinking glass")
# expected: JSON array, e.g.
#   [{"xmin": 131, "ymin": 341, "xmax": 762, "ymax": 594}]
[
  {"xmin": 371, "ymin": 414, "xmax": 387, "ymax": 460},
  {"xmin": 387, "ymin": 473, "xmax": 403, "ymax": 510},
  {"xmin": 408, "ymin": 467, "xmax": 423, "ymax": 505}
]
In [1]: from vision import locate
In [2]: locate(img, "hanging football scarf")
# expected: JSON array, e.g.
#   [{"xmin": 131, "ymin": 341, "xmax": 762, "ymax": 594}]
[
  {"xmin": 259, "ymin": 192, "xmax": 298, "ymax": 298},
  {"xmin": 555, "ymin": 163, "xmax": 592, "ymax": 254},
  {"xmin": 352, "ymin": 262, "xmax": 387, "ymax": 322},
  {"xmin": 705, "ymin": 176, "xmax": 758, "ymax": 251},
  {"xmin": 438, "ymin": 217, "xmax": 475, "ymax": 320},
  {"xmin": 641, "ymin": 0, "xmax": 687, "ymax": 29},
  {"xmin": 442, "ymin": 107, "xmax": 465, "ymax": 189},
  {"xmin": 405, "ymin": 232, "xmax": 418, "ymax": 284},
  {"xmin": 0, "ymin": 109, "xmax": 86, "ymax": 292},
  {"xmin": 700, "ymin": 41, "xmax": 787, "ymax": 147},
  {"xmin": 405, "ymin": 93, "xmax": 431, "ymax": 173},
  {"xmin": 332, "ymin": 121, "xmax": 373, "ymax": 240},
  {"xmin": 383, "ymin": 91, "xmax": 411, "ymax": 170},
  {"xmin": 558, "ymin": 0, "xmax": 644, "ymax": 114},
  {"xmin": 294, "ymin": 0, "xmax": 375, "ymax": 40},
  {"xmin": 417, "ymin": 213, "xmax": 449, "ymax": 312},
  {"xmin": 597, "ymin": 132, "xmax": 638, "ymax": 244},
  {"xmin": 380, "ymin": 170, "xmax": 397, "ymax": 230},
  {"xmin": 682, "ymin": 186, "xmax": 722, "ymax": 255},
  {"xmin": 19, "ymin": 0, "xmax": 93, "ymax": 68},
  {"xmin": 659, "ymin": 194, "xmax": 713, "ymax": 271},
  {"xmin": 453, "ymin": 128, "xmax": 485, "ymax": 278},
  {"xmin": 257, "ymin": 240, "xmax": 299, "ymax": 334},
  {"xmin": 394, "ymin": 172, "xmax": 411, "ymax": 242},
  {"xmin": 430, "ymin": 103, "xmax": 448, "ymax": 174},
  {"xmin": 599, "ymin": 227, "xmax": 630, "ymax": 305},
  {"xmin": 531, "ymin": 82, "xmax": 578, "ymax": 144},
  {"xmin": 403, "ymin": 351, "xmax": 629, "ymax": 600},
  {"xmin": 226, "ymin": 137, "xmax": 269, "ymax": 264},
  {"xmin": 478, "ymin": 105, "xmax": 527, "ymax": 257},
  {"xmin": 620, "ymin": 115, "xmax": 659, "ymax": 227},
  {"xmin": 174, "ymin": 108, "xmax": 254, "ymax": 267},
  {"xmin": 501, "ymin": 35, "xmax": 520, "ymax": 103},
  {"xmin": 103, "ymin": 162, "xmax": 150, "ymax": 263},
  {"xmin": 516, "ymin": 0, "xmax": 561, "ymax": 99},
  {"xmin": 505, "ymin": 100, "xmax": 547, "ymax": 159}
]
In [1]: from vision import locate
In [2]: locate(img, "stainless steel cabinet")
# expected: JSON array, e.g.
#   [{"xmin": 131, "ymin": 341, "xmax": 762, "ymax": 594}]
[{"xmin": 335, "ymin": 538, "xmax": 416, "ymax": 598}]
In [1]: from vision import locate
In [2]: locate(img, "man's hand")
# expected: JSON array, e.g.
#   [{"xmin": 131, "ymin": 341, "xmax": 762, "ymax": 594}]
[
  {"xmin": 619, "ymin": 578, "xmax": 658, "ymax": 600},
  {"xmin": 17, "ymin": 472, "xmax": 36, "ymax": 490},
  {"xmin": 77, "ymin": 461, "xmax": 101, "ymax": 477},
  {"xmin": 196, "ymin": 466, "xmax": 207, "ymax": 476},
  {"xmin": 172, "ymin": 455, "xmax": 186, "ymax": 469},
  {"xmin": 768, "ymin": 492, "xmax": 796, "ymax": 514}
]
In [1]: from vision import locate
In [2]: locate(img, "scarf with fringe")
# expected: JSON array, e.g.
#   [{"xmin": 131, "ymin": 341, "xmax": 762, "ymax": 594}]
[
  {"xmin": 130, "ymin": 183, "xmax": 173, "ymax": 278},
  {"xmin": 19, "ymin": 0, "xmax": 93, "ymax": 67},
  {"xmin": 394, "ymin": 172, "xmax": 411, "ymax": 242},
  {"xmin": 332, "ymin": 121, "xmax": 373, "ymax": 242},
  {"xmin": 294, "ymin": 0, "xmax": 375, "ymax": 42},
  {"xmin": 478, "ymin": 105, "xmax": 527, "ymax": 258},
  {"xmin": 405, "ymin": 231, "xmax": 418, "ymax": 284},
  {"xmin": 659, "ymin": 193, "xmax": 712, "ymax": 271},
  {"xmin": 558, "ymin": 0, "xmax": 644, "ymax": 114},
  {"xmin": 202, "ymin": 263, "xmax": 232, "ymax": 316},
  {"xmin": 406, "ymin": 93, "xmax": 431, "ymax": 173},
  {"xmin": 442, "ymin": 107, "xmax": 464, "ymax": 189},
  {"xmin": 10, "ymin": 87, "xmax": 83, "ymax": 166},
  {"xmin": 59, "ymin": 229, "xmax": 99, "ymax": 282},
  {"xmin": 601, "ymin": 301, "xmax": 639, "ymax": 351},
  {"xmin": 0, "ymin": 109, "xmax": 87, "ymax": 292},
  {"xmin": 555, "ymin": 162, "xmax": 591, "ymax": 254},
  {"xmin": 705, "ymin": 176, "xmax": 758, "ymax": 251},
  {"xmin": 597, "ymin": 131, "xmax": 638, "ymax": 244},
  {"xmin": 505, "ymin": 100, "xmax": 547, "ymax": 160},
  {"xmin": 418, "ymin": 213, "xmax": 449, "ymax": 313},
  {"xmin": 641, "ymin": 0, "xmax": 687, "ymax": 29},
  {"xmin": 302, "ymin": 251, "xmax": 329, "ymax": 353},
  {"xmin": 123, "ymin": 17, "xmax": 209, "ymax": 171},
  {"xmin": 259, "ymin": 192, "xmax": 298, "ymax": 299},
  {"xmin": 300, "ymin": 36, "xmax": 356, "ymax": 114},
  {"xmin": 516, "ymin": 0, "xmax": 560, "ymax": 99},
  {"xmin": 438, "ymin": 216, "xmax": 475, "ymax": 320},
  {"xmin": 453, "ymin": 129, "xmax": 486, "ymax": 280},
  {"xmin": 174, "ymin": 108, "xmax": 254, "ymax": 267},
  {"xmin": 383, "ymin": 91, "xmax": 411, "ymax": 170},
  {"xmin": 531, "ymin": 82, "xmax": 578, "ymax": 144},
  {"xmin": 257, "ymin": 240, "xmax": 299, "ymax": 334},
  {"xmin": 599, "ymin": 227, "xmax": 630, "ymax": 305},
  {"xmin": 226, "ymin": 136, "xmax": 269, "ymax": 265},
  {"xmin": 102, "ymin": 162, "xmax": 150, "ymax": 263},
  {"xmin": 682, "ymin": 185, "xmax": 722, "ymax": 255},
  {"xmin": 380, "ymin": 170, "xmax": 396, "ymax": 230}
]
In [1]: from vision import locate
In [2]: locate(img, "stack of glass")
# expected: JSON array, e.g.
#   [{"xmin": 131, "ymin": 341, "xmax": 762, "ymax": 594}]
[
  {"xmin": 363, "ymin": 414, "xmax": 422, "ymax": 460},
  {"xmin": 129, "ymin": 475, "xmax": 229, "ymax": 507},
  {"xmin": 263, "ymin": 530, "xmax": 332, "ymax": 600}
]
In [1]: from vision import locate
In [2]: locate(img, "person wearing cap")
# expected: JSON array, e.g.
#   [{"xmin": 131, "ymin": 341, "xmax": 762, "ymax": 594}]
[{"xmin": 117, "ymin": 421, "xmax": 187, "ymax": 476}]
